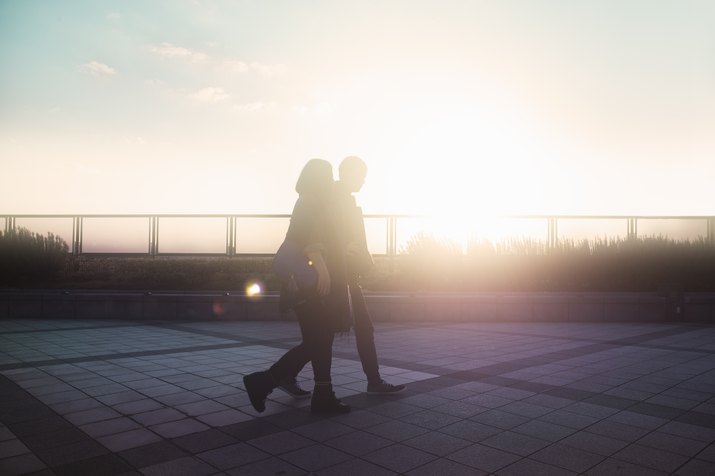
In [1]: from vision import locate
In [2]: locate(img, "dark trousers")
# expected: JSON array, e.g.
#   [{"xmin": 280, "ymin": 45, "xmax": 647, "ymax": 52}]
[
  {"xmin": 269, "ymin": 298, "xmax": 335, "ymax": 383},
  {"xmin": 350, "ymin": 284, "xmax": 381, "ymax": 383},
  {"xmin": 283, "ymin": 285, "xmax": 381, "ymax": 383}
]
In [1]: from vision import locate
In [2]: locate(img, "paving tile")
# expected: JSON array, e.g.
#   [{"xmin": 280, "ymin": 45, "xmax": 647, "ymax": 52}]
[
  {"xmin": 405, "ymin": 457, "xmax": 486, "ymax": 476},
  {"xmin": 511, "ymin": 419, "xmax": 576, "ymax": 442},
  {"xmin": 674, "ymin": 458, "xmax": 715, "ymax": 476},
  {"xmin": 197, "ymin": 442, "xmax": 270, "ymax": 470},
  {"xmin": 365, "ymin": 419, "xmax": 430, "ymax": 442},
  {"xmin": 537, "ymin": 410, "xmax": 600, "ymax": 430},
  {"xmin": 292, "ymin": 420, "xmax": 354, "ymax": 442},
  {"xmin": 612, "ymin": 443, "xmax": 689, "ymax": 473},
  {"xmin": 50, "ymin": 397, "xmax": 105, "ymax": 415},
  {"xmin": 175, "ymin": 400, "xmax": 229, "ymax": 417},
  {"xmin": 498, "ymin": 457, "xmax": 578, "ymax": 476},
  {"xmin": 131, "ymin": 408, "xmax": 186, "ymax": 426},
  {"xmin": 368, "ymin": 401, "xmax": 423, "ymax": 418},
  {"xmin": 531, "ymin": 443, "xmax": 605, "ymax": 473},
  {"xmin": 481, "ymin": 430, "xmax": 550, "ymax": 456},
  {"xmin": 323, "ymin": 429, "xmax": 394, "ymax": 456},
  {"xmin": 500, "ymin": 401, "xmax": 554, "ymax": 419},
  {"xmin": 560, "ymin": 431, "xmax": 631, "ymax": 457},
  {"xmin": 64, "ymin": 407, "xmax": 122, "ymax": 426},
  {"xmin": 16, "ymin": 426, "xmax": 88, "ymax": 451},
  {"xmin": 34, "ymin": 438, "xmax": 109, "ymax": 467},
  {"xmin": 281, "ymin": 443, "xmax": 353, "ymax": 472},
  {"xmin": 607, "ymin": 410, "xmax": 668, "ymax": 430},
  {"xmin": 400, "ymin": 409, "xmax": 462, "ymax": 430},
  {"xmin": 150, "ymin": 418, "xmax": 210, "ymax": 438},
  {"xmin": 364, "ymin": 443, "xmax": 437, "ymax": 473},
  {"xmin": 95, "ymin": 390, "xmax": 146, "ymax": 406},
  {"xmin": 220, "ymin": 418, "xmax": 283, "ymax": 441},
  {"xmin": 447, "ymin": 443, "xmax": 521, "ymax": 472},
  {"xmin": 638, "ymin": 431, "xmax": 709, "ymax": 457},
  {"xmin": 316, "ymin": 457, "xmax": 398, "ymax": 476},
  {"xmin": 470, "ymin": 409, "xmax": 530, "ymax": 430},
  {"xmin": 118, "ymin": 440, "xmax": 187, "ymax": 468},
  {"xmin": 584, "ymin": 457, "xmax": 669, "ymax": 476},
  {"xmin": 659, "ymin": 421, "xmax": 715, "ymax": 442},
  {"xmin": 98, "ymin": 428, "xmax": 163, "ymax": 452},
  {"xmin": 432, "ymin": 401, "xmax": 487, "ymax": 418},
  {"xmin": 195, "ymin": 408, "xmax": 253, "ymax": 427},
  {"xmin": 51, "ymin": 453, "xmax": 134, "ymax": 476},
  {"xmin": 113, "ymin": 399, "xmax": 164, "ymax": 415},
  {"xmin": 171, "ymin": 428, "xmax": 238, "ymax": 453},
  {"xmin": 439, "ymin": 420, "xmax": 502, "ymax": 443},
  {"xmin": 697, "ymin": 443, "xmax": 715, "ymax": 462},
  {"xmin": 562, "ymin": 402, "xmax": 619, "ymax": 419},
  {"xmin": 0, "ymin": 439, "xmax": 29, "ymax": 458},
  {"xmin": 0, "ymin": 453, "xmax": 46, "ymax": 475},
  {"xmin": 399, "ymin": 393, "xmax": 452, "ymax": 409},
  {"xmin": 403, "ymin": 431, "xmax": 472, "ymax": 456},
  {"xmin": 463, "ymin": 394, "xmax": 513, "ymax": 409},
  {"xmin": 586, "ymin": 420, "xmax": 651, "ymax": 442},
  {"xmin": 247, "ymin": 430, "xmax": 314, "ymax": 455},
  {"xmin": 139, "ymin": 456, "xmax": 217, "ymax": 476},
  {"xmin": 225, "ymin": 456, "xmax": 307, "ymax": 476}
]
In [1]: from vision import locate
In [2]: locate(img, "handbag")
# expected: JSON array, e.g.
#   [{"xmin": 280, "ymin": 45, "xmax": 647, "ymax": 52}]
[{"xmin": 273, "ymin": 239, "xmax": 317, "ymax": 289}]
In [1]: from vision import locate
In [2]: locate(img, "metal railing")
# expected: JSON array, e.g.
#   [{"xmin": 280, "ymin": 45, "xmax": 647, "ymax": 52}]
[{"xmin": 2, "ymin": 214, "xmax": 714, "ymax": 257}]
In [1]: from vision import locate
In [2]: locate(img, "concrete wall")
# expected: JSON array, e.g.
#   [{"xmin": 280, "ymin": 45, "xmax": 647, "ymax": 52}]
[{"xmin": 1, "ymin": 291, "xmax": 713, "ymax": 323}]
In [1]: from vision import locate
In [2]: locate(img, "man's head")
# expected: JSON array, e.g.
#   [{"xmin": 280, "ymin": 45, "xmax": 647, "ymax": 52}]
[{"xmin": 338, "ymin": 156, "xmax": 368, "ymax": 193}]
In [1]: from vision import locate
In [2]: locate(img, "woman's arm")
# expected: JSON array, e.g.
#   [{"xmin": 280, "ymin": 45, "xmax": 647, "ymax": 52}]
[{"xmin": 306, "ymin": 250, "xmax": 330, "ymax": 296}]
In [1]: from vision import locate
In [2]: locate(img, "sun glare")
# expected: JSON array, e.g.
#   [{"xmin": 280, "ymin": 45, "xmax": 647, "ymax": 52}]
[{"xmin": 245, "ymin": 282, "xmax": 262, "ymax": 297}]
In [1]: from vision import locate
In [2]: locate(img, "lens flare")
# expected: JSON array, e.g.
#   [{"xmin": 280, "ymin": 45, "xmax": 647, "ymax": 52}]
[{"xmin": 246, "ymin": 282, "xmax": 262, "ymax": 297}]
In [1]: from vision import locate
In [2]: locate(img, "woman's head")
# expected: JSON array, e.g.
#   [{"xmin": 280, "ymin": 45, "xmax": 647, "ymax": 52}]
[{"xmin": 295, "ymin": 159, "xmax": 334, "ymax": 196}]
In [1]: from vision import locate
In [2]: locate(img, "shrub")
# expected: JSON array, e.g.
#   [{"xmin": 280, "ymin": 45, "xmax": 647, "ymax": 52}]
[{"xmin": 0, "ymin": 227, "xmax": 69, "ymax": 286}]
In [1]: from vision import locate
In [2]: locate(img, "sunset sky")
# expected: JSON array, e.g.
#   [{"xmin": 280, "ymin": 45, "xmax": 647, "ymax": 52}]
[{"xmin": 2, "ymin": 0, "xmax": 714, "ymax": 223}]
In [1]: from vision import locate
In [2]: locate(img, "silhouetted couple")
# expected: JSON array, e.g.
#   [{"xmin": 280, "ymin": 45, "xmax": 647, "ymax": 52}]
[{"xmin": 243, "ymin": 156, "xmax": 404, "ymax": 414}]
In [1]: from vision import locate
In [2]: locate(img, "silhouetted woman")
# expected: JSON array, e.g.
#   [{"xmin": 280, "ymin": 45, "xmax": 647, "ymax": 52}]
[{"xmin": 243, "ymin": 159, "xmax": 351, "ymax": 414}]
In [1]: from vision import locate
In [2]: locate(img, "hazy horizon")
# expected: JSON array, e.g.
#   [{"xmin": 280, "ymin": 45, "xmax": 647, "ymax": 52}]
[{"xmin": 2, "ymin": 1, "xmax": 714, "ymax": 224}]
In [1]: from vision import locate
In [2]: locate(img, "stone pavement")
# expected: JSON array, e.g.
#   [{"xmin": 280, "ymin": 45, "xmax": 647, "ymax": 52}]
[{"xmin": 1, "ymin": 319, "xmax": 715, "ymax": 475}]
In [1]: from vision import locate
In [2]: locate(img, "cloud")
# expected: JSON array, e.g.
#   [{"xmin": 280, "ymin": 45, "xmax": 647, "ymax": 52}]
[
  {"xmin": 222, "ymin": 59, "xmax": 286, "ymax": 77},
  {"xmin": 150, "ymin": 42, "xmax": 285, "ymax": 76},
  {"xmin": 150, "ymin": 43, "xmax": 208, "ymax": 63},
  {"xmin": 189, "ymin": 87, "xmax": 230, "ymax": 103},
  {"xmin": 233, "ymin": 102, "xmax": 269, "ymax": 112},
  {"xmin": 106, "ymin": 12, "xmax": 122, "ymax": 21},
  {"xmin": 79, "ymin": 61, "xmax": 116, "ymax": 76}
]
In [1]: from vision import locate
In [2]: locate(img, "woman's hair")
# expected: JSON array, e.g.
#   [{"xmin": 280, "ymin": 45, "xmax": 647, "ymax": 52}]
[{"xmin": 295, "ymin": 159, "xmax": 334, "ymax": 195}]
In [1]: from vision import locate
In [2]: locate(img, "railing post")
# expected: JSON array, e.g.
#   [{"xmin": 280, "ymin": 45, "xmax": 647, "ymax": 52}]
[
  {"xmin": 4, "ymin": 216, "xmax": 16, "ymax": 234},
  {"xmin": 627, "ymin": 218, "xmax": 638, "ymax": 240},
  {"xmin": 386, "ymin": 216, "xmax": 397, "ymax": 256},
  {"xmin": 226, "ymin": 216, "xmax": 237, "ymax": 256},
  {"xmin": 148, "ymin": 216, "xmax": 159, "ymax": 257},
  {"xmin": 708, "ymin": 217, "xmax": 715, "ymax": 246},
  {"xmin": 547, "ymin": 217, "xmax": 558, "ymax": 250},
  {"xmin": 72, "ymin": 216, "xmax": 83, "ymax": 256}
]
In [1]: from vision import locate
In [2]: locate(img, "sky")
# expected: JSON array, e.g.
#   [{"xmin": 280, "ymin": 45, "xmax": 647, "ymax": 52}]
[{"xmin": 2, "ymin": 0, "xmax": 715, "ymax": 225}]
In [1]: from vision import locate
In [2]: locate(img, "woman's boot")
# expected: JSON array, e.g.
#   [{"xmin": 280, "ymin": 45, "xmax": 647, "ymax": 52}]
[
  {"xmin": 311, "ymin": 382, "xmax": 351, "ymax": 414},
  {"xmin": 243, "ymin": 370, "xmax": 277, "ymax": 413}
]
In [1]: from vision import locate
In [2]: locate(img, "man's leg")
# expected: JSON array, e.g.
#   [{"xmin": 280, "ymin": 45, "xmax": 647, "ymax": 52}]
[
  {"xmin": 351, "ymin": 285, "xmax": 405, "ymax": 394},
  {"xmin": 351, "ymin": 284, "xmax": 380, "ymax": 382}
]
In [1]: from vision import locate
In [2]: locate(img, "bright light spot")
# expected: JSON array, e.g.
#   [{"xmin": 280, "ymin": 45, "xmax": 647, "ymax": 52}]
[{"xmin": 246, "ymin": 283, "xmax": 262, "ymax": 296}]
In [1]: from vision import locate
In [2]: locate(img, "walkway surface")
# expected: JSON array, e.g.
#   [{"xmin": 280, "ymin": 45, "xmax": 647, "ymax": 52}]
[{"xmin": 1, "ymin": 319, "xmax": 715, "ymax": 475}]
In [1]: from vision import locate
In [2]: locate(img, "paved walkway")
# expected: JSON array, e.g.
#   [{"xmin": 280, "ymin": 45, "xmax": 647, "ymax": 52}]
[{"xmin": 1, "ymin": 319, "xmax": 715, "ymax": 475}]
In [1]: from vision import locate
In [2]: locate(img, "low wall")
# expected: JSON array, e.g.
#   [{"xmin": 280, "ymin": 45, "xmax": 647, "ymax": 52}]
[{"xmin": 1, "ymin": 291, "xmax": 713, "ymax": 322}]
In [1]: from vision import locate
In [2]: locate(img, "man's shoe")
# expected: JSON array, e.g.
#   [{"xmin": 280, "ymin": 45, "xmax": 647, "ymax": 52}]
[
  {"xmin": 367, "ymin": 379, "xmax": 406, "ymax": 395},
  {"xmin": 243, "ymin": 371, "xmax": 276, "ymax": 413},
  {"xmin": 278, "ymin": 378, "xmax": 311, "ymax": 399},
  {"xmin": 311, "ymin": 384, "xmax": 351, "ymax": 414}
]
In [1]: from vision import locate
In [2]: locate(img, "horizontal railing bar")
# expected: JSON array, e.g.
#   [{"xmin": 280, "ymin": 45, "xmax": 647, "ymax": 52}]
[{"xmin": 3, "ymin": 214, "xmax": 713, "ymax": 220}]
